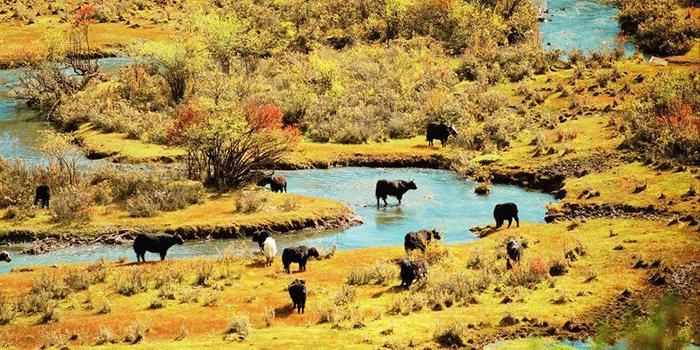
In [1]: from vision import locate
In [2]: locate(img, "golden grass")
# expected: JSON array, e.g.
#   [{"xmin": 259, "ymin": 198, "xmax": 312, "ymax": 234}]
[
  {"xmin": 0, "ymin": 192, "xmax": 352, "ymax": 239},
  {"xmin": 75, "ymin": 123, "xmax": 185, "ymax": 163},
  {"xmin": 0, "ymin": 219, "xmax": 697, "ymax": 349}
]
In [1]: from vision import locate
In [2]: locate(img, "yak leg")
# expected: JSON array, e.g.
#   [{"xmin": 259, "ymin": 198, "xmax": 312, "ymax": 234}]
[
  {"xmin": 160, "ymin": 252, "xmax": 166, "ymax": 261},
  {"xmin": 495, "ymin": 219, "xmax": 503, "ymax": 229},
  {"xmin": 397, "ymin": 195, "xmax": 402, "ymax": 205},
  {"xmin": 515, "ymin": 215, "xmax": 520, "ymax": 227},
  {"xmin": 441, "ymin": 138, "xmax": 446, "ymax": 147},
  {"xmin": 507, "ymin": 218, "xmax": 513, "ymax": 228}
]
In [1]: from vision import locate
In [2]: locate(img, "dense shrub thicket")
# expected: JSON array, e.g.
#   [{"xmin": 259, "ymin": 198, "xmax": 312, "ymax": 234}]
[
  {"xmin": 622, "ymin": 72, "xmax": 700, "ymax": 165},
  {"xmin": 613, "ymin": 0, "xmax": 699, "ymax": 56}
]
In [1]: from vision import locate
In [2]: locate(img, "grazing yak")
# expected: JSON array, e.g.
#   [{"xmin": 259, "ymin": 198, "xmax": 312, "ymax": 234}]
[
  {"xmin": 262, "ymin": 237, "xmax": 277, "ymax": 267},
  {"xmin": 288, "ymin": 279, "xmax": 307, "ymax": 314},
  {"xmin": 282, "ymin": 246, "xmax": 320, "ymax": 273},
  {"xmin": 404, "ymin": 229, "xmax": 442, "ymax": 253},
  {"xmin": 257, "ymin": 171, "xmax": 287, "ymax": 193},
  {"xmin": 399, "ymin": 258, "xmax": 428, "ymax": 289},
  {"xmin": 34, "ymin": 185, "xmax": 50, "ymax": 209},
  {"xmin": 133, "ymin": 233, "xmax": 184, "ymax": 262},
  {"xmin": 0, "ymin": 251, "xmax": 11, "ymax": 263},
  {"xmin": 251, "ymin": 230, "xmax": 272, "ymax": 253},
  {"xmin": 494, "ymin": 203, "xmax": 519, "ymax": 228},
  {"xmin": 426, "ymin": 122, "xmax": 458, "ymax": 147},
  {"xmin": 375, "ymin": 179, "xmax": 417, "ymax": 207},
  {"xmin": 505, "ymin": 240, "xmax": 524, "ymax": 270}
]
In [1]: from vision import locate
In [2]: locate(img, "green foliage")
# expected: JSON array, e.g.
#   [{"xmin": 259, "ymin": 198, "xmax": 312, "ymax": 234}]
[
  {"xmin": 51, "ymin": 183, "xmax": 94, "ymax": 223},
  {"xmin": 617, "ymin": 0, "xmax": 698, "ymax": 56},
  {"xmin": 138, "ymin": 40, "xmax": 209, "ymax": 103},
  {"xmin": 622, "ymin": 72, "xmax": 700, "ymax": 165}
]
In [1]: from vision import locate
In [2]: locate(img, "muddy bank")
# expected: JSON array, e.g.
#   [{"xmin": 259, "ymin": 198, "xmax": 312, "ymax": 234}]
[
  {"xmin": 0, "ymin": 50, "xmax": 119, "ymax": 70},
  {"xmin": 0, "ymin": 213, "xmax": 363, "ymax": 254},
  {"xmin": 545, "ymin": 202, "xmax": 700, "ymax": 226}
]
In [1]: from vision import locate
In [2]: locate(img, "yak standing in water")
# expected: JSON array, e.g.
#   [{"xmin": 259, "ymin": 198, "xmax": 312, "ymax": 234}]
[
  {"xmin": 494, "ymin": 203, "xmax": 519, "ymax": 228},
  {"xmin": 375, "ymin": 179, "xmax": 417, "ymax": 207},
  {"xmin": 257, "ymin": 171, "xmax": 287, "ymax": 193},
  {"xmin": 133, "ymin": 233, "xmax": 184, "ymax": 262},
  {"xmin": 426, "ymin": 123, "xmax": 458, "ymax": 147},
  {"xmin": 34, "ymin": 185, "xmax": 50, "ymax": 209}
]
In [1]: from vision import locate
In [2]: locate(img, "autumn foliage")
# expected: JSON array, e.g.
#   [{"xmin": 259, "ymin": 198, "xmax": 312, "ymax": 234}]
[{"xmin": 166, "ymin": 104, "xmax": 207, "ymax": 145}]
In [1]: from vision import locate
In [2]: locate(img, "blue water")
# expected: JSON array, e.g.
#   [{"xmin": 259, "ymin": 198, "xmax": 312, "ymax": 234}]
[
  {"xmin": 0, "ymin": 167, "xmax": 555, "ymax": 274},
  {"xmin": 540, "ymin": 0, "xmax": 634, "ymax": 55},
  {"xmin": 0, "ymin": 57, "xmax": 132, "ymax": 165}
]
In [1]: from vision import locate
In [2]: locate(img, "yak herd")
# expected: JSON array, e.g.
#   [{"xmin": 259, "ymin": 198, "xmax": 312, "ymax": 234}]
[{"xmin": 1, "ymin": 123, "xmax": 529, "ymax": 313}]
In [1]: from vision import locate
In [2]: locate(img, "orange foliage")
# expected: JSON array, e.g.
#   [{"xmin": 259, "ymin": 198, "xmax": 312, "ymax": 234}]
[
  {"xmin": 166, "ymin": 104, "xmax": 207, "ymax": 145},
  {"xmin": 73, "ymin": 4, "xmax": 96, "ymax": 27},
  {"xmin": 245, "ymin": 102, "xmax": 284, "ymax": 131},
  {"xmin": 657, "ymin": 96, "xmax": 700, "ymax": 135}
]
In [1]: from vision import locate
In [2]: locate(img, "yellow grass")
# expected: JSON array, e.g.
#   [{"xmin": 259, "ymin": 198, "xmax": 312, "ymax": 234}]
[
  {"xmin": 0, "ymin": 219, "xmax": 697, "ymax": 349},
  {"xmin": 0, "ymin": 192, "xmax": 352, "ymax": 239}
]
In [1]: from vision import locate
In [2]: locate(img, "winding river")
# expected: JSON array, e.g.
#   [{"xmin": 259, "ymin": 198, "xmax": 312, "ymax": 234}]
[
  {"xmin": 0, "ymin": 0, "xmax": 627, "ymax": 273},
  {"xmin": 0, "ymin": 167, "xmax": 555, "ymax": 274}
]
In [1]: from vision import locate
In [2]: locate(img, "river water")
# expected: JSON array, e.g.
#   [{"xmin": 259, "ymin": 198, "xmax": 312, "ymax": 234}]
[{"xmin": 0, "ymin": 167, "xmax": 555, "ymax": 274}]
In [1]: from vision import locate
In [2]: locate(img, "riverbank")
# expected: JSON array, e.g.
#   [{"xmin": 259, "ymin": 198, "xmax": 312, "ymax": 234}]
[
  {"xmin": 0, "ymin": 218, "xmax": 696, "ymax": 348},
  {"xmin": 0, "ymin": 192, "xmax": 359, "ymax": 246}
]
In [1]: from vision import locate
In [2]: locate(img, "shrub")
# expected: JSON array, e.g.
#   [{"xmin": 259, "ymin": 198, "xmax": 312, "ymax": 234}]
[
  {"xmin": 194, "ymin": 261, "xmax": 214, "ymax": 286},
  {"xmin": 114, "ymin": 268, "xmax": 148, "ymax": 296},
  {"xmin": 64, "ymin": 269, "xmax": 92, "ymax": 292},
  {"xmin": 124, "ymin": 320, "xmax": 148, "ymax": 344},
  {"xmin": 39, "ymin": 303, "xmax": 61, "ymax": 324},
  {"xmin": 279, "ymin": 198, "xmax": 299, "ymax": 212},
  {"xmin": 617, "ymin": 0, "xmax": 697, "ymax": 56},
  {"xmin": 346, "ymin": 260, "xmax": 396, "ymax": 286},
  {"xmin": 434, "ymin": 321, "xmax": 468, "ymax": 348},
  {"xmin": 95, "ymin": 326, "xmax": 116, "ymax": 345},
  {"xmin": 549, "ymin": 258, "xmax": 569, "ymax": 276},
  {"xmin": 508, "ymin": 257, "xmax": 549, "ymax": 287},
  {"xmin": 622, "ymin": 73, "xmax": 700, "ymax": 165},
  {"xmin": 50, "ymin": 184, "xmax": 94, "ymax": 223},
  {"xmin": 202, "ymin": 291, "xmax": 221, "ymax": 307},
  {"xmin": 234, "ymin": 191, "xmax": 268, "ymax": 213},
  {"xmin": 424, "ymin": 242, "xmax": 450, "ymax": 264},
  {"xmin": 225, "ymin": 314, "xmax": 251, "ymax": 340},
  {"xmin": 31, "ymin": 273, "xmax": 68, "ymax": 300},
  {"xmin": 148, "ymin": 297, "xmax": 166, "ymax": 310},
  {"xmin": 0, "ymin": 294, "xmax": 17, "ymax": 325},
  {"xmin": 474, "ymin": 183, "xmax": 490, "ymax": 195},
  {"xmin": 98, "ymin": 298, "xmax": 111, "ymax": 314},
  {"xmin": 125, "ymin": 192, "xmax": 161, "ymax": 218}
]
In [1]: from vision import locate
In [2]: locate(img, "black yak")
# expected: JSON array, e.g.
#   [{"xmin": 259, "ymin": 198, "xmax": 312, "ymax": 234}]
[
  {"xmin": 494, "ymin": 203, "xmax": 519, "ymax": 228},
  {"xmin": 0, "ymin": 251, "xmax": 11, "ymax": 263},
  {"xmin": 375, "ymin": 179, "xmax": 417, "ymax": 207},
  {"xmin": 251, "ymin": 230, "xmax": 271, "ymax": 253},
  {"xmin": 505, "ymin": 240, "xmax": 523, "ymax": 270},
  {"xmin": 282, "ymin": 246, "xmax": 320, "ymax": 273},
  {"xmin": 404, "ymin": 229, "xmax": 442, "ymax": 253},
  {"xmin": 34, "ymin": 185, "xmax": 50, "ymax": 209},
  {"xmin": 133, "ymin": 233, "xmax": 184, "ymax": 262},
  {"xmin": 426, "ymin": 122, "xmax": 458, "ymax": 147},
  {"xmin": 288, "ymin": 279, "xmax": 307, "ymax": 313},
  {"xmin": 257, "ymin": 171, "xmax": 287, "ymax": 193},
  {"xmin": 399, "ymin": 258, "xmax": 428, "ymax": 289}
]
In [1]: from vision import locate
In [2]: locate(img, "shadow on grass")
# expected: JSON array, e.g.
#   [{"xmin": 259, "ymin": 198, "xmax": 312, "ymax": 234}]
[
  {"xmin": 371, "ymin": 285, "xmax": 405, "ymax": 298},
  {"xmin": 274, "ymin": 304, "xmax": 296, "ymax": 318}
]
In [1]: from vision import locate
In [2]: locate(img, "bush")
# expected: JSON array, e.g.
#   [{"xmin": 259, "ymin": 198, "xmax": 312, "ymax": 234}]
[
  {"xmin": 51, "ymin": 184, "xmax": 94, "ymax": 223},
  {"xmin": 622, "ymin": 73, "xmax": 700, "ymax": 165},
  {"xmin": 64, "ymin": 269, "xmax": 92, "ymax": 292},
  {"xmin": 124, "ymin": 321, "xmax": 149, "ymax": 344},
  {"xmin": 434, "ymin": 321, "xmax": 468, "ymax": 348},
  {"xmin": 95, "ymin": 326, "xmax": 116, "ymax": 345},
  {"xmin": 225, "ymin": 314, "xmax": 251, "ymax": 340},
  {"xmin": 39, "ymin": 303, "xmax": 61, "ymax": 324},
  {"xmin": 114, "ymin": 268, "xmax": 148, "ymax": 296},
  {"xmin": 346, "ymin": 260, "xmax": 396, "ymax": 286},
  {"xmin": 617, "ymin": 0, "xmax": 697, "ymax": 56},
  {"xmin": 126, "ymin": 192, "xmax": 161, "ymax": 218},
  {"xmin": 0, "ymin": 294, "xmax": 17, "ymax": 325},
  {"xmin": 30, "ymin": 273, "xmax": 68, "ymax": 300},
  {"xmin": 509, "ymin": 257, "xmax": 549, "ymax": 287},
  {"xmin": 234, "ymin": 191, "xmax": 268, "ymax": 213}
]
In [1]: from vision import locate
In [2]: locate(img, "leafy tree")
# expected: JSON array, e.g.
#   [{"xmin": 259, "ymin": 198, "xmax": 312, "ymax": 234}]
[
  {"xmin": 184, "ymin": 104, "xmax": 298, "ymax": 190},
  {"xmin": 138, "ymin": 40, "xmax": 209, "ymax": 103}
]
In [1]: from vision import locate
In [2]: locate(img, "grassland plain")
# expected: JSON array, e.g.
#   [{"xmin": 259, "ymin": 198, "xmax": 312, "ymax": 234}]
[
  {"xmin": 0, "ymin": 219, "xmax": 697, "ymax": 348},
  {"xmin": 0, "ymin": 192, "xmax": 357, "ymax": 242}
]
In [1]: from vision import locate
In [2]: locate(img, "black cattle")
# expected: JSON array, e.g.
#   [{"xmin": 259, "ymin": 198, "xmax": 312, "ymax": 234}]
[
  {"xmin": 399, "ymin": 258, "xmax": 428, "ymax": 289},
  {"xmin": 34, "ymin": 185, "xmax": 50, "ymax": 209},
  {"xmin": 0, "ymin": 251, "xmax": 11, "ymax": 263},
  {"xmin": 257, "ymin": 171, "xmax": 287, "ymax": 193},
  {"xmin": 375, "ymin": 179, "xmax": 417, "ymax": 207},
  {"xmin": 404, "ymin": 229, "xmax": 442, "ymax": 253},
  {"xmin": 494, "ymin": 203, "xmax": 519, "ymax": 228},
  {"xmin": 133, "ymin": 233, "xmax": 184, "ymax": 262},
  {"xmin": 426, "ymin": 122, "xmax": 458, "ymax": 147},
  {"xmin": 288, "ymin": 279, "xmax": 307, "ymax": 313},
  {"xmin": 251, "ymin": 230, "xmax": 271, "ymax": 253},
  {"xmin": 282, "ymin": 246, "xmax": 320, "ymax": 273},
  {"xmin": 505, "ymin": 240, "xmax": 523, "ymax": 270}
]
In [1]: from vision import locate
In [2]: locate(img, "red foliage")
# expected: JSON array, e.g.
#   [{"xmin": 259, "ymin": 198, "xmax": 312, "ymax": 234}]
[
  {"xmin": 73, "ymin": 4, "xmax": 96, "ymax": 27},
  {"xmin": 245, "ymin": 102, "xmax": 284, "ymax": 131},
  {"xmin": 166, "ymin": 104, "xmax": 207, "ymax": 145},
  {"xmin": 657, "ymin": 96, "xmax": 700, "ymax": 134}
]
